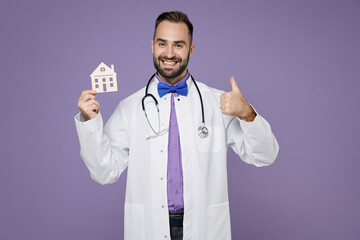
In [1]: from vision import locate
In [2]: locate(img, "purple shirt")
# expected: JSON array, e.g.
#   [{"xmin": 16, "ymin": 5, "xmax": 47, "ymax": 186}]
[{"xmin": 156, "ymin": 72, "xmax": 189, "ymax": 213}]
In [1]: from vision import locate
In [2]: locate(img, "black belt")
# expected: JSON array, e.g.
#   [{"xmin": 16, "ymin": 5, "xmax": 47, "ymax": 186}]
[{"xmin": 169, "ymin": 211, "xmax": 184, "ymax": 227}]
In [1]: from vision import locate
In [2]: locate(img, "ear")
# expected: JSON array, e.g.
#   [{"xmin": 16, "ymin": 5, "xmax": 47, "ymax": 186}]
[
  {"xmin": 151, "ymin": 39, "xmax": 154, "ymax": 53},
  {"xmin": 189, "ymin": 42, "xmax": 195, "ymax": 57}
]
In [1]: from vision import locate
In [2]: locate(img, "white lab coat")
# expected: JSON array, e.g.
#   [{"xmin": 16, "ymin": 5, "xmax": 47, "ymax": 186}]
[{"xmin": 74, "ymin": 75, "xmax": 279, "ymax": 240}]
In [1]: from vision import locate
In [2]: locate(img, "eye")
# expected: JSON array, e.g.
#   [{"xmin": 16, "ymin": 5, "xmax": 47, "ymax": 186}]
[
  {"xmin": 158, "ymin": 42, "xmax": 165, "ymax": 47},
  {"xmin": 176, "ymin": 44, "xmax": 183, "ymax": 48}
]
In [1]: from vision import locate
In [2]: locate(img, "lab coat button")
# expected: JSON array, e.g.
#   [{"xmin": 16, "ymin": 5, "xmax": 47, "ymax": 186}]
[
  {"xmin": 160, "ymin": 177, "xmax": 164, "ymax": 180},
  {"xmin": 160, "ymin": 150, "xmax": 164, "ymax": 153},
  {"xmin": 161, "ymin": 205, "xmax": 165, "ymax": 208},
  {"xmin": 177, "ymin": 99, "xmax": 180, "ymax": 101},
  {"xmin": 164, "ymin": 235, "xmax": 167, "ymax": 238}
]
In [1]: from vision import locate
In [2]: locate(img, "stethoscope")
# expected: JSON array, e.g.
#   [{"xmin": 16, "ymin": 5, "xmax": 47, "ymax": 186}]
[{"xmin": 141, "ymin": 73, "xmax": 208, "ymax": 139}]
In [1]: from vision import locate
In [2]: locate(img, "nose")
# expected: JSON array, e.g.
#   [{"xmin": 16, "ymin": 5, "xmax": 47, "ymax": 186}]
[{"xmin": 164, "ymin": 46, "xmax": 175, "ymax": 58}]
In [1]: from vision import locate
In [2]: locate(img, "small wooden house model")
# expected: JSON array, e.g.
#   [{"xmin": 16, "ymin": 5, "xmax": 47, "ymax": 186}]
[{"xmin": 90, "ymin": 62, "xmax": 118, "ymax": 93}]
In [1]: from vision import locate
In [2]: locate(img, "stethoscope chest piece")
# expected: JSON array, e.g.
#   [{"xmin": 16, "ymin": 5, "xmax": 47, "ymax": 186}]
[{"xmin": 198, "ymin": 125, "xmax": 209, "ymax": 138}]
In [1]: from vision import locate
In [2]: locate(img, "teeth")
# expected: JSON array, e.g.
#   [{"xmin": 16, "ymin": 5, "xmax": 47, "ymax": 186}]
[{"xmin": 163, "ymin": 61, "xmax": 176, "ymax": 65}]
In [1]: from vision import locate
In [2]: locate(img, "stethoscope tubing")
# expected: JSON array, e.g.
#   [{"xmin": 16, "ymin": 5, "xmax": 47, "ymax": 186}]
[{"xmin": 141, "ymin": 73, "xmax": 207, "ymax": 138}]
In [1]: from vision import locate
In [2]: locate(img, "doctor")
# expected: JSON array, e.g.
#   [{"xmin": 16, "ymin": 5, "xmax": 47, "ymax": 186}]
[{"xmin": 75, "ymin": 11, "xmax": 279, "ymax": 240}]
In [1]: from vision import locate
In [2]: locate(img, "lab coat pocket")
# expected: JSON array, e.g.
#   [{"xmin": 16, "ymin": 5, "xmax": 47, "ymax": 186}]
[
  {"xmin": 206, "ymin": 201, "xmax": 231, "ymax": 240},
  {"xmin": 197, "ymin": 126, "xmax": 222, "ymax": 153},
  {"xmin": 124, "ymin": 203, "xmax": 145, "ymax": 240}
]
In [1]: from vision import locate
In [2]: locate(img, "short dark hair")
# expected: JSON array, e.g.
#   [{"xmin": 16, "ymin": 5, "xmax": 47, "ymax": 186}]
[{"xmin": 154, "ymin": 11, "xmax": 193, "ymax": 43}]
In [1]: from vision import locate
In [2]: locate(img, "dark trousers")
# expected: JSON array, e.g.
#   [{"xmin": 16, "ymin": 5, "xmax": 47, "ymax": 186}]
[{"xmin": 169, "ymin": 211, "xmax": 183, "ymax": 240}]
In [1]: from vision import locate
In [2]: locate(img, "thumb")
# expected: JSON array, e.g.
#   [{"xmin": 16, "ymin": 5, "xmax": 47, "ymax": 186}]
[{"xmin": 230, "ymin": 76, "xmax": 239, "ymax": 92}]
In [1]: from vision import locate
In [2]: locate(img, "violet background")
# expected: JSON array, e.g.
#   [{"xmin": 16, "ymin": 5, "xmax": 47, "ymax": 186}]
[{"xmin": 1, "ymin": 0, "xmax": 359, "ymax": 239}]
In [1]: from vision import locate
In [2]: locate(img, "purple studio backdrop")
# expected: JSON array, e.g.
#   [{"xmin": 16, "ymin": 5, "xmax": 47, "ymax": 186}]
[{"xmin": 1, "ymin": 0, "xmax": 359, "ymax": 239}]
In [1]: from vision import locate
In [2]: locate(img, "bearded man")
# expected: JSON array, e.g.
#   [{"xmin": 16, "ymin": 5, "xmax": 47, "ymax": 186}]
[{"xmin": 75, "ymin": 11, "xmax": 279, "ymax": 240}]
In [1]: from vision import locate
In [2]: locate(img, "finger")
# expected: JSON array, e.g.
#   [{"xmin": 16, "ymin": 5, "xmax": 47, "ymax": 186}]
[
  {"xmin": 85, "ymin": 108, "xmax": 98, "ymax": 120},
  {"xmin": 91, "ymin": 101, "xmax": 100, "ymax": 113},
  {"xmin": 80, "ymin": 93, "xmax": 97, "ymax": 104},
  {"xmin": 88, "ymin": 103, "xmax": 99, "ymax": 114},
  {"xmin": 84, "ymin": 103, "xmax": 98, "ymax": 115},
  {"xmin": 230, "ymin": 76, "xmax": 239, "ymax": 92},
  {"xmin": 88, "ymin": 111, "xmax": 98, "ymax": 119},
  {"xmin": 79, "ymin": 90, "xmax": 96, "ymax": 101},
  {"xmin": 220, "ymin": 106, "xmax": 228, "ymax": 115},
  {"xmin": 81, "ymin": 89, "xmax": 96, "ymax": 98},
  {"xmin": 85, "ymin": 98, "xmax": 98, "ymax": 106},
  {"xmin": 78, "ymin": 95, "xmax": 94, "ymax": 109},
  {"xmin": 84, "ymin": 89, "xmax": 97, "ymax": 95},
  {"xmin": 82, "ymin": 100, "xmax": 99, "ymax": 111},
  {"xmin": 79, "ymin": 99, "xmax": 98, "ymax": 115},
  {"xmin": 220, "ymin": 92, "xmax": 230, "ymax": 101},
  {"xmin": 220, "ymin": 93, "xmax": 227, "ymax": 105},
  {"xmin": 220, "ymin": 93, "xmax": 225, "ymax": 102}
]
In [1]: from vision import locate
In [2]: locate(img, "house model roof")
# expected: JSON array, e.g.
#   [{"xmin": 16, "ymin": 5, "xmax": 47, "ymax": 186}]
[{"xmin": 90, "ymin": 62, "xmax": 116, "ymax": 77}]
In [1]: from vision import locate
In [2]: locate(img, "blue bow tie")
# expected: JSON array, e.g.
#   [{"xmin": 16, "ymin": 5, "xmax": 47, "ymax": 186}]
[{"xmin": 158, "ymin": 81, "xmax": 188, "ymax": 97}]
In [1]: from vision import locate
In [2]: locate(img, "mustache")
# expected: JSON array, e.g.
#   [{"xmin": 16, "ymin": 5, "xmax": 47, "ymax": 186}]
[{"xmin": 158, "ymin": 56, "xmax": 181, "ymax": 62}]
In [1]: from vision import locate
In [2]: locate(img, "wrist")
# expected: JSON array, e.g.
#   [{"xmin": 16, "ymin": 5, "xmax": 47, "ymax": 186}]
[{"xmin": 238, "ymin": 104, "xmax": 257, "ymax": 122}]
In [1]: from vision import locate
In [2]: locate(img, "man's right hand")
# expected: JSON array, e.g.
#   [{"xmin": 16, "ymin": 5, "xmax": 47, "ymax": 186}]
[{"xmin": 78, "ymin": 90, "xmax": 100, "ymax": 121}]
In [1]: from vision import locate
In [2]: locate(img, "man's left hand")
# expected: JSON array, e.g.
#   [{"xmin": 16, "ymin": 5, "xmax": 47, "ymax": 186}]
[{"xmin": 220, "ymin": 76, "xmax": 257, "ymax": 122}]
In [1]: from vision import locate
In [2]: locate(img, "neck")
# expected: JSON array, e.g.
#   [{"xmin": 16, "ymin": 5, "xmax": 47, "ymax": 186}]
[{"xmin": 158, "ymin": 69, "xmax": 188, "ymax": 85}]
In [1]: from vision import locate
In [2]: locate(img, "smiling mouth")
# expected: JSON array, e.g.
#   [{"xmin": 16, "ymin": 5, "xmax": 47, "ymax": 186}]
[{"xmin": 160, "ymin": 59, "xmax": 179, "ymax": 68}]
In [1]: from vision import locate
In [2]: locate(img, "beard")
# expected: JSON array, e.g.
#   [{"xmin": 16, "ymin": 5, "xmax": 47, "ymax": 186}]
[{"xmin": 153, "ymin": 51, "xmax": 190, "ymax": 80}]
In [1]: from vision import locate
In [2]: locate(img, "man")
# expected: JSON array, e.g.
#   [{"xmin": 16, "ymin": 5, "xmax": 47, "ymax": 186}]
[{"xmin": 75, "ymin": 11, "xmax": 279, "ymax": 240}]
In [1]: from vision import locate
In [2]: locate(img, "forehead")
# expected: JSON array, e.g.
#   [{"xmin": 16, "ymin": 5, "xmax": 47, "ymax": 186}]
[{"xmin": 154, "ymin": 21, "xmax": 190, "ymax": 43}]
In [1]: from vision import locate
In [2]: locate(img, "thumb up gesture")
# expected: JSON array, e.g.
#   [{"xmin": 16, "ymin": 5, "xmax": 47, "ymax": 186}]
[{"xmin": 220, "ymin": 77, "xmax": 257, "ymax": 122}]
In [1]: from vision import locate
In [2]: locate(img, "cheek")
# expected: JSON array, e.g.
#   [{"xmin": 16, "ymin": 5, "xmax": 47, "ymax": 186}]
[
  {"xmin": 153, "ymin": 52, "xmax": 162, "ymax": 61},
  {"xmin": 155, "ymin": 49, "xmax": 166, "ymax": 57}
]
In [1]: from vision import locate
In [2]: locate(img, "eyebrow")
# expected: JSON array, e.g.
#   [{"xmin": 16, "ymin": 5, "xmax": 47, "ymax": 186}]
[{"xmin": 156, "ymin": 38, "xmax": 187, "ymax": 46}]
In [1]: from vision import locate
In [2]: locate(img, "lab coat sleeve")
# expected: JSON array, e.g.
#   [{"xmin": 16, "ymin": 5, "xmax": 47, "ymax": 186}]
[
  {"xmin": 226, "ymin": 106, "xmax": 279, "ymax": 167},
  {"xmin": 74, "ymin": 105, "xmax": 129, "ymax": 185}
]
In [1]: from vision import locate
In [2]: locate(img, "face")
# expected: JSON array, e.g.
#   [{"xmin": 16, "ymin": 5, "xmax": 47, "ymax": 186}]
[{"xmin": 152, "ymin": 21, "xmax": 195, "ymax": 84}]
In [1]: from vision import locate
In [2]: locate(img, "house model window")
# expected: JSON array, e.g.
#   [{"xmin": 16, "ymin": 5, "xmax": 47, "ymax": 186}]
[{"xmin": 90, "ymin": 62, "xmax": 118, "ymax": 93}]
